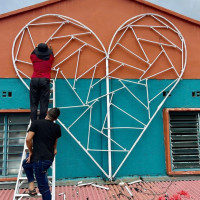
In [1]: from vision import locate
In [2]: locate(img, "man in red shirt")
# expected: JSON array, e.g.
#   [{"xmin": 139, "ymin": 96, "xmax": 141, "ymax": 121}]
[{"xmin": 30, "ymin": 43, "xmax": 54, "ymax": 121}]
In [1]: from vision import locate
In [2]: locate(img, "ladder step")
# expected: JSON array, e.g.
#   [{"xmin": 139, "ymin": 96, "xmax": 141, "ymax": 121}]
[
  {"xmin": 15, "ymin": 194, "xmax": 42, "ymax": 197},
  {"xmin": 19, "ymin": 176, "xmax": 53, "ymax": 180}
]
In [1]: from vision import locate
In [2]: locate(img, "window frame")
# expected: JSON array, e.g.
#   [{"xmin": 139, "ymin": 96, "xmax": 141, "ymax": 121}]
[
  {"xmin": 0, "ymin": 109, "xmax": 30, "ymax": 181},
  {"xmin": 163, "ymin": 108, "xmax": 200, "ymax": 175}
]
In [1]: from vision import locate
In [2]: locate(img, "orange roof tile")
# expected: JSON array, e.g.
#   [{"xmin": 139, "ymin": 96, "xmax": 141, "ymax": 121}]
[{"xmin": 4, "ymin": 179, "xmax": 200, "ymax": 200}]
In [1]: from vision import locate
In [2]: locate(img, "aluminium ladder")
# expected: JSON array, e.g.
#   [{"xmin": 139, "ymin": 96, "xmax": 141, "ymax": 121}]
[{"xmin": 13, "ymin": 79, "xmax": 56, "ymax": 200}]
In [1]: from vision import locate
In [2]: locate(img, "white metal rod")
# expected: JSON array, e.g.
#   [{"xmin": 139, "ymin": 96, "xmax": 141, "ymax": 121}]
[
  {"xmin": 182, "ymin": 40, "xmax": 184, "ymax": 73},
  {"xmin": 74, "ymin": 36, "xmax": 105, "ymax": 54},
  {"xmin": 125, "ymin": 185, "xmax": 133, "ymax": 197},
  {"xmin": 67, "ymin": 19, "xmax": 88, "ymax": 30},
  {"xmin": 52, "ymin": 32, "xmax": 91, "ymax": 40},
  {"xmin": 77, "ymin": 182, "xmax": 93, "ymax": 187},
  {"xmin": 17, "ymin": 69, "xmax": 31, "ymax": 79},
  {"xmin": 91, "ymin": 184, "xmax": 109, "ymax": 190},
  {"xmin": 108, "ymin": 58, "xmax": 145, "ymax": 72},
  {"xmin": 106, "ymin": 56, "xmax": 112, "ymax": 179},
  {"xmin": 152, "ymin": 27, "xmax": 182, "ymax": 51},
  {"xmin": 73, "ymin": 49, "xmax": 81, "ymax": 89},
  {"xmin": 138, "ymin": 38, "xmax": 175, "ymax": 48},
  {"xmin": 58, "ymin": 105, "xmax": 89, "ymax": 109},
  {"xmin": 161, "ymin": 45, "xmax": 180, "ymax": 77},
  {"xmin": 118, "ymin": 43, "xmax": 149, "ymax": 64},
  {"xmin": 15, "ymin": 30, "xmax": 25, "ymax": 60},
  {"xmin": 90, "ymin": 125, "xmax": 126, "ymax": 151},
  {"xmin": 88, "ymin": 149, "xmax": 128, "ymax": 152},
  {"xmin": 130, "ymin": 26, "xmax": 149, "ymax": 62},
  {"xmin": 101, "ymin": 93, "xmax": 114, "ymax": 132},
  {"xmin": 30, "ymin": 21, "xmax": 64, "ymax": 26},
  {"xmin": 27, "ymin": 27, "xmax": 35, "ymax": 48},
  {"xmin": 60, "ymin": 71, "xmax": 85, "ymax": 105},
  {"xmin": 54, "ymin": 37, "xmax": 73, "ymax": 57},
  {"xmin": 128, "ymin": 180, "xmax": 142, "ymax": 185},
  {"xmin": 110, "ymin": 26, "xmax": 129, "ymax": 54},
  {"xmin": 54, "ymin": 68, "xmax": 60, "ymax": 81},
  {"xmin": 16, "ymin": 59, "xmax": 32, "ymax": 65},
  {"xmin": 68, "ymin": 101, "xmax": 96, "ymax": 129},
  {"xmin": 119, "ymin": 80, "xmax": 148, "ymax": 109},
  {"xmin": 145, "ymin": 79, "xmax": 151, "ymax": 119},
  {"xmin": 46, "ymin": 22, "xmax": 65, "ymax": 44},
  {"xmin": 118, "ymin": 15, "xmax": 145, "ymax": 32},
  {"xmin": 88, "ymin": 86, "xmax": 124, "ymax": 104},
  {"xmin": 149, "ymin": 79, "xmax": 177, "ymax": 103},
  {"xmin": 57, "ymin": 119, "xmax": 109, "ymax": 179},
  {"xmin": 101, "ymin": 113, "xmax": 108, "ymax": 132},
  {"xmin": 131, "ymin": 25, "xmax": 167, "ymax": 28},
  {"xmin": 105, "ymin": 127, "xmax": 143, "ymax": 130},
  {"xmin": 92, "ymin": 64, "xmax": 123, "ymax": 88},
  {"xmin": 52, "ymin": 79, "xmax": 56, "ymax": 200},
  {"xmin": 77, "ymin": 57, "xmax": 106, "ymax": 80},
  {"xmin": 54, "ymin": 44, "xmax": 86, "ymax": 68},
  {"xmin": 111, "ymin": 103, "xmax": 146, "ymax": 126},
  {"xmin": 140, "ymin": 67, "xmax": 173, "ymax": 81},
  {"xmin": 151, "ymin": 15, "xmax": 178, "ymax": 34},
  {"xmin": 87, "ymin": 108, "xmax": 92, "ymax": 150},
  {"xmin": 110, "ymin": 76, "xmax": 146, "ymax": 86},
  {"xmin": 86, "ymin": 65, "xmax": 97, "ymax": 104}
]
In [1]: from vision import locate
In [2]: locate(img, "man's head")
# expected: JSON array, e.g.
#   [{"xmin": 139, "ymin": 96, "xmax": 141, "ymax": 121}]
[
  {"xmin": 47, "ymin": 108, "xmax": 60, "ymax": 121},
  {"xmin": 33, "ymin": 43, "xmax": 53, "ymax": 61}
]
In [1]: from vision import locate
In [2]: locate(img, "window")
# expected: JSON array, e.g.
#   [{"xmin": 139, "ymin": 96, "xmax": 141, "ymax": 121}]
[
  {"xmin": 0, "ymin": 112, "xmax": 29, "ymax": 177},
  {"xmin": 163, "ymin": 108, "xmax": 200, "ymax": 175}
]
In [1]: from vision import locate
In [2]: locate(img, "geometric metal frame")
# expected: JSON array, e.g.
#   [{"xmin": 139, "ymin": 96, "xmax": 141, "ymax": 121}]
[
  {"xmin": 107, "ymin": 13, "xmax": 187, "ymax": 179},
  {"xmin": 12, "ymin": 13, "xmax": 187, "ymax": 180}
]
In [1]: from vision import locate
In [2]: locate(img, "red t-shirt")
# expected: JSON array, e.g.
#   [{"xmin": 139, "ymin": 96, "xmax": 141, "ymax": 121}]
[{"xmin": 30, "ymin": 54, "xmax": 54, "ymax": 79}]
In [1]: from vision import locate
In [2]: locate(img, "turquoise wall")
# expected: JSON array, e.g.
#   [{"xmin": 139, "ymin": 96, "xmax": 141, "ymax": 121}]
[{"xmin": 1, "ymin": 78, "xmax": 200, "ymax": 180}]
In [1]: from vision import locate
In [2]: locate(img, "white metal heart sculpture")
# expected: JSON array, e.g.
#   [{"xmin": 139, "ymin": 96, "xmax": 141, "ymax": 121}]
[{"xmin": 12, "ymin": 14, "xmax": 186, "ymax": 180}]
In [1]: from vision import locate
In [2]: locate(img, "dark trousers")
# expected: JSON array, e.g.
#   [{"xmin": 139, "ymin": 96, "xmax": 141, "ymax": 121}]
[
  {"xmin": 22, "ymin": 159, "xmax": 52, "ymax": 200},
  {"xmin": 30, "ymin": 78, "xmax": 50, "ymax": 121}
]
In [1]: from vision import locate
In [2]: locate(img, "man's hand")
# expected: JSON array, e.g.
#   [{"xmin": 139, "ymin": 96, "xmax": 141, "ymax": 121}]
[
  {"xmin": 26, "ymin": 153, "xmax": 32, "ymax": 163},
  {"xmin": 54, "ymin": 149, "xmax": 57, "ymax": 155}
]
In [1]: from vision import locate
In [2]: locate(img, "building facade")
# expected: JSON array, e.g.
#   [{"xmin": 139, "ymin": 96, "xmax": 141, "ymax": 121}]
[{"xmin": 0, "ymin": 0, "xmax": 200, "ymax": 181}]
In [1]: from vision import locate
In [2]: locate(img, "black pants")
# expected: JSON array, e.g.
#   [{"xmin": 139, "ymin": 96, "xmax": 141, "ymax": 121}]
[{"xmin": 30, "ymin": 78, "xmax": 50, "ymax": 121}]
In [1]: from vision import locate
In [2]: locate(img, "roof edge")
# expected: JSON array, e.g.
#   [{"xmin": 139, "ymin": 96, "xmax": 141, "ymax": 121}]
[
  {"xmin": 0, "ymin": 0, "xmax": 62, "ymax": 20},
  {"xmin": 135, "ymin": 0, "xmax": 200, "ymax": 26},
  {"xmin": 0, "ymin": 0, "xmax": 199, "ymax": 26}
]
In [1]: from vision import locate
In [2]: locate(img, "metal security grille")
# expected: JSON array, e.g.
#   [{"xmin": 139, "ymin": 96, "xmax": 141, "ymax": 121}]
[
  {"xmin": 169, "ymin": 111, "xmax": 200, "ymax": 170},
  {"xmin": 0, "ymin": 113, "xmax": 29, "ymax": 176}
]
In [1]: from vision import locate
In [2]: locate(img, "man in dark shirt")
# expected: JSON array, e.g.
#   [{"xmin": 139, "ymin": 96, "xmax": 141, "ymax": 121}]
[
  {"xmin": 22, "ymin": 108, "xmax": 61, "ymax": 200},
  {"xmin": 30, "ymin": 43, "xmax": 54, "ymax": 122}
]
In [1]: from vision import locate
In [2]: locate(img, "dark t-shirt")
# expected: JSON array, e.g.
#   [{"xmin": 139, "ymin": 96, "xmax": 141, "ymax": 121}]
[{"xmin": 28, "ymin": 119, "xmax": 61, "ymax": 162}]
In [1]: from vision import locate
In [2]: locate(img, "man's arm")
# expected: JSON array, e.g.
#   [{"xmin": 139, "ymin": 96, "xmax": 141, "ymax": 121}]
[
  {"xmin": 54, "ymin": 138, "xmax": 58, "ymax": 155},
  {"xmin": 26, "ymin": 131, "xmax": 35, "ymax": 163}
]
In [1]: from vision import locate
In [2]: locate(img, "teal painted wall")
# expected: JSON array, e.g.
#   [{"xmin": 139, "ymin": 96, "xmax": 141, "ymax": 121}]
[{"xmin": 1, "ymin": 78, "xmax": 200, "ymax": 179}]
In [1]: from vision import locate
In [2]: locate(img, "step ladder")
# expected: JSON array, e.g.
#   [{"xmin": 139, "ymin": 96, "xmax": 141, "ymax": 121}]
[{"xmin": 13, "ymin": 79, "xmax": 56, "ymax": 200}]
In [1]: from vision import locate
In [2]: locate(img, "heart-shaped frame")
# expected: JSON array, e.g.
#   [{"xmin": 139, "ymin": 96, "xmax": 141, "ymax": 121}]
[{"xmin": 12, "ymin": 13, "xmax": 186, "ymax": 180}]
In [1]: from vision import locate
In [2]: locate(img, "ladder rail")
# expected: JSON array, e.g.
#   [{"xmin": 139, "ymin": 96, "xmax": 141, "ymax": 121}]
[
  {"xmin": 13, "ymin": 79, "xmax": 56, "ymax": 200},
  {"xmin": 13, "ymin": 135, "xmax": 29, "ymax": 199},
  {"xmin": 51, "ymin": 79, "xmax": 56, "ymax": 200}
]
